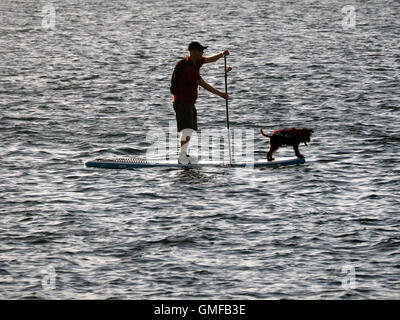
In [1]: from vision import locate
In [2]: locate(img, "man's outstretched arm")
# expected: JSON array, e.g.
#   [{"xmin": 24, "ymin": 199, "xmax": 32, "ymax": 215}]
[
  {"xmin": 204, "ymin": 50, "xmax": 229, "ymax": 63},
  {"xmin": 197, "ymin": 78, "xmax": 228, "ymax": 100}
]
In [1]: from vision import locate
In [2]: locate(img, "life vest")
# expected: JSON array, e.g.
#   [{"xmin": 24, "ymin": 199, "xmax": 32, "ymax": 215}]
[{"xmin": 273, "ymin": 128, "xmax": 303, "ymax": 137}]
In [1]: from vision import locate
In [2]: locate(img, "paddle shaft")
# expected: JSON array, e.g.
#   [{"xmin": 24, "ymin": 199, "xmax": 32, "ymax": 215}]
[
  {"xmin": 224, "ymin": 55, "xmax": 233, "ymax": 165},
  {"xmin": 224, "ymin": 56, "xmax": 229, "ymax": 130}
]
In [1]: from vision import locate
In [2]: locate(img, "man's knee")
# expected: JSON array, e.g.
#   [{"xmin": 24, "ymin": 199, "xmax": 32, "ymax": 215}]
[{"xmin": 180, "ymin": 128, "xmax": 194, "ymax": 144}]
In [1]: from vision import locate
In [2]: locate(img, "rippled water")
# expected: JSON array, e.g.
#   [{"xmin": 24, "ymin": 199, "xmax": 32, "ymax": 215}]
[{"xmin": 1, "ymin": 0, "xmax": 399, "ymax": 299}]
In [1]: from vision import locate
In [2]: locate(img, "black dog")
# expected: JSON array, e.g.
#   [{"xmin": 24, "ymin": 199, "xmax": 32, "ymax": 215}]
[{"xmin": 260, "ymin": 128, "xmax": 313, "ymax": 161}]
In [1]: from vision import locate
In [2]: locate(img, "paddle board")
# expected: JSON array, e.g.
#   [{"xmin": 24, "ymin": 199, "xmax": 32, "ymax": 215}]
[{"xmin": 84, "ymin": 157, "xmax": 305, "ymax": 169}]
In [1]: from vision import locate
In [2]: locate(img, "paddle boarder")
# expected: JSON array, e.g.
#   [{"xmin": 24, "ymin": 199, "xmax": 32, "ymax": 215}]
[{"xmin": 171, "ymin": 41, "xmax": 229, "ymax": 164}]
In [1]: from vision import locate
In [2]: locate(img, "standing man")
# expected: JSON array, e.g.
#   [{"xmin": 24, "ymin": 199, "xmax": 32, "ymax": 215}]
[{"xmin": 171, "ymin": 41, "xmax": 229, "ymax": 164}]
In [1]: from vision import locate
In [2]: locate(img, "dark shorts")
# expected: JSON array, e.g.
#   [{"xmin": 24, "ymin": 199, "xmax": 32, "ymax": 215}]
[{"xmin": 173, "ymin": 101, "xmax": 197, "ymax": 132}]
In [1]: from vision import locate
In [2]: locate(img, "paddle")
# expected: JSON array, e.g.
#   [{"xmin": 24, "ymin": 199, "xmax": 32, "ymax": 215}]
[{"xmin": 224, "ymin": 55, "xmax": 233, "ymax": 165}]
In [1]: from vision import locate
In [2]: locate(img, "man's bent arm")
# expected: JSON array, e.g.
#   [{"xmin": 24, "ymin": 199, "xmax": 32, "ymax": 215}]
[
  {"xmin": 197, "ymin": 79, "xmax": 228, "ymax": 100},
  {"xmin": 204, "ymin": 50, "xmax": 229, "ymax": 63}
]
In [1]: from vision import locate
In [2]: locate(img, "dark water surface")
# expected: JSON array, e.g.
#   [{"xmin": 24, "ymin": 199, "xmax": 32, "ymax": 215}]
[{"xmin": 1, "ymin": 0, "xmax": 399, "ymax": 299}]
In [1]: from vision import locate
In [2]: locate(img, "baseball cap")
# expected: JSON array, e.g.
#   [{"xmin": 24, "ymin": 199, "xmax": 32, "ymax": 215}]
[{"xmin": 188, "ymin": 41, "xmax": 207, "ymax": 52}]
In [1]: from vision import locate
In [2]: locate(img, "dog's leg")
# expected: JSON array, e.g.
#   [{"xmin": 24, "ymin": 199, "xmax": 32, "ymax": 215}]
[
  {"xmin": 267, "ymin": 143, "xmax": 279, "ymax": 161},
  {"xmin": 293, "ymin": 143, "xmax": 304, "ymax": 158}
]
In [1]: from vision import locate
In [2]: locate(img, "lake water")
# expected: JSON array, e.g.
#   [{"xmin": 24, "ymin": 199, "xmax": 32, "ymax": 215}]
[{"xmin": 0, "ymin": 0, "xmax": 399, "ymax": 299}]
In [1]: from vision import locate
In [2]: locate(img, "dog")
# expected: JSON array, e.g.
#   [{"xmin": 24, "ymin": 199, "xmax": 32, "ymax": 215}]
[{"xmin": 260, "ymin": 128, "xmax": 313, "ymax": 161}]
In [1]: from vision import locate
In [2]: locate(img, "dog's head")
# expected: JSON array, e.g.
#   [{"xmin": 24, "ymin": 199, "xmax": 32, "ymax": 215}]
[{"xmin": 298, "ymin": 128, "xmax": 313, "ymax": 144}]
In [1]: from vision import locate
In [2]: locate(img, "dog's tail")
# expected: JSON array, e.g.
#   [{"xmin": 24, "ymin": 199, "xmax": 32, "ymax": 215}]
[{"xmin": 260, "ymin": 128, "xmax": 272, "ymax": 138}]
